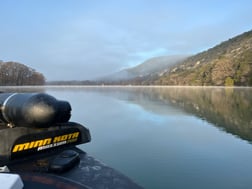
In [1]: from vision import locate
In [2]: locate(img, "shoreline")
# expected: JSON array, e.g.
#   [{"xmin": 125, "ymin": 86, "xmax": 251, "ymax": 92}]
[{"xmin": 0, "ymin": 85, "xmax": 252, "ymax": 90}]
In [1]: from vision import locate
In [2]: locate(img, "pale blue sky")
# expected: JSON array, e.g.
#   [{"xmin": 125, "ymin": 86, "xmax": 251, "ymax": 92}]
[{"xmin": 0, "ymin": 0, "xmax": 251, "ymax": 80}]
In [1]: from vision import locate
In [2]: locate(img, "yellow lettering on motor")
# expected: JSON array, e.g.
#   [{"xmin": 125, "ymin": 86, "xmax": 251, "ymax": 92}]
[
  {"xmin": 72, "ymin": 132, "xmax": 79, "ymax": 138},
  {"xmin": 53, "ymin": 132, "xmax": 79, "ymax": 143},
  {"xmin": 12, "ymin": 132, "xmax": 79, "ymax": 153},
  {"xmin": 28, "ymin": 138, "xmax": 52, "ymax": 148},
  {"xmin": 12, "ymin": 138, "xmax": 51, "ymax": 153},
  {"xmin": 12, "ymin": 143, "xmax": 30, "ymax": 152}
]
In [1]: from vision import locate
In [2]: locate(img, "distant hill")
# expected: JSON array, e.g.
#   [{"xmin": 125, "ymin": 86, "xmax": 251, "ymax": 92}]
[
  {"xmin": 154, "ymin": 30, "xmax": 252, "ymax": 86},
  {"xmin": 101, "ymin": 55, "xmax": 187, "ymax": 82},
  {"xmin": 125, "ymin": 55, "xmax": 188, "ymax": 77}
]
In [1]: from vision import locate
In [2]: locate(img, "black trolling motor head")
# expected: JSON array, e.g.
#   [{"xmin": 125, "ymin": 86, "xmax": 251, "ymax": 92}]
[
  {"xmin": 0, "ymin": 93, "xmax": 71, "ymax": 128},
  {"xmin": 0, "ymin": 93, "xmax": 91, "ymax": 165}
]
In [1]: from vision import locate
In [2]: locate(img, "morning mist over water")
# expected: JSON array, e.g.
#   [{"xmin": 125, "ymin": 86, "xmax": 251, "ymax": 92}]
[{"xmin": 2, "ymin": 86, "xmax": 252, "ymax": 189}]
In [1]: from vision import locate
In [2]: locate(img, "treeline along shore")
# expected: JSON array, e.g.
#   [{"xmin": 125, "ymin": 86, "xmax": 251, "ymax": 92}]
[{"xmin": 0, "ymin": 61, "xmax": 45, "ymax": 86}]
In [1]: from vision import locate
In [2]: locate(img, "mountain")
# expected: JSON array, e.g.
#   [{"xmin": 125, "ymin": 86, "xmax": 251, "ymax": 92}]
[
  {"xmin": 154, "ymin": 30, "xmax": 252, "ymax": 86},
  {"xmin": 101, "ymin": 55, "xmax": 187, "ymax": 81},
  {"xmin": 125, "ymin": 55, "xmax": 188, "ymax": 77}
]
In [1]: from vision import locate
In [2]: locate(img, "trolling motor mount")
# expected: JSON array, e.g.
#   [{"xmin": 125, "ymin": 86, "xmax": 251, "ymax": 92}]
[{"xmin": 0, "ymin": 93, "xmax": 91, "ymax": 166}]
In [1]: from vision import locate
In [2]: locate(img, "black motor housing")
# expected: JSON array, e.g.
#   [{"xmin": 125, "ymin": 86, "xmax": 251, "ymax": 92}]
[
  {"xmin": 0, "ymin": 93, "xmax": 71, "ymax": 128},
  {"xmin": 0, "ymin": 121, "xmax": 91, "ymax": 165}
]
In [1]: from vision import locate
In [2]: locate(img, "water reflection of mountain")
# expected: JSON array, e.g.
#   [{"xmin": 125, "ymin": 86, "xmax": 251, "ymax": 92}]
[
  {"xmin": 88, "ymin": 87, "xmax": 252, "ymax": 143},
  {"xmin": 131, "ymin": 87, "xmax": 252, "ymax": 143}
]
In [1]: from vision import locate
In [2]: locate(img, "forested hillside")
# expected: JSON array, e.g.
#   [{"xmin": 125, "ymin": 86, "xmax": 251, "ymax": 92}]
[
  {"xmin": 0, "ymin": 61, "xmax": 45, "ymax": 85},
  {"xmin": 154, "ymin": 30, "xmax": 252, "ymax": 86}
]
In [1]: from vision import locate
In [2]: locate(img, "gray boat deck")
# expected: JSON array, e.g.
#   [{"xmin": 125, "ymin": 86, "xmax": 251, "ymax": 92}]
[{"xmin": 8, "ymin": 147, "xmax": 144, "ymax": 189}]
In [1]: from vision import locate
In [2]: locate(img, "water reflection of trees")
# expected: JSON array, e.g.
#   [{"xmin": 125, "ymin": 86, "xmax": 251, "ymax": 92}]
[
  {"xmin": 9, "ymin": 86, "xmax": 250, "ymax": 143},
  {"xmin": 0, "ymin": 86, "xmax": 45, "ymax": 93},
  {"xmin": 72, "ymin": 87, "xmax": 252, "ymax": 142},
  {"xmin": 137, "ymin": 87, "xmax": 252, "ymax": 143}
]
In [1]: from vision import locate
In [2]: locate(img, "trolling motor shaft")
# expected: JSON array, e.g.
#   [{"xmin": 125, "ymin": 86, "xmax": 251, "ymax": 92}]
[{"xmin": 0, "ymin": 93, "xmax": 71, "ymax": 128}]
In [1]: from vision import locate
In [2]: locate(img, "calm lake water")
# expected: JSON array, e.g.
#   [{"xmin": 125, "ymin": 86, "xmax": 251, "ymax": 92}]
[{"xmin": 2, "ymin": 86, "xmax": 252, "ymax": 189}]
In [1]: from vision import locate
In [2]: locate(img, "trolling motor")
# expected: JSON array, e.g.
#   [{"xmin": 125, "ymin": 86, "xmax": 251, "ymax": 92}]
[
  {"xmin": 0, "ymin": 93, "xmax": 71, "ymax": 128},
  {"xmin": 0, "ymin": 93, "xmax": 91, "ymax": 166}
]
